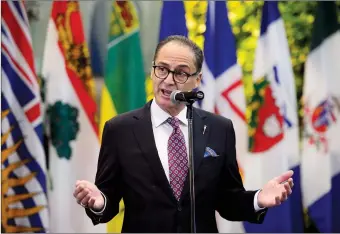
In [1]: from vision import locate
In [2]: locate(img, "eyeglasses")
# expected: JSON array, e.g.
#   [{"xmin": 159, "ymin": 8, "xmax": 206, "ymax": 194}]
[{"xmin": 152, "ymin": 65, "xmax": 199, "ymax": 84}]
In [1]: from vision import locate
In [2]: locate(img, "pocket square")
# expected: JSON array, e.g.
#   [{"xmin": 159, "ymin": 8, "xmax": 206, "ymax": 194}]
[{"xmin": 204, "ymin": 147, "xmax": 219, "ymax": 158}]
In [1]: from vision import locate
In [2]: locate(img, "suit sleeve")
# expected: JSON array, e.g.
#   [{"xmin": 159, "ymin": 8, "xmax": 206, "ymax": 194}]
[
  {"xmin": 85, "ymin": 121, "xmax": 122, "ymax": 224},
  {"xmin": 216, "ymin": 119, "xmax": 267, "ymax": 223}
]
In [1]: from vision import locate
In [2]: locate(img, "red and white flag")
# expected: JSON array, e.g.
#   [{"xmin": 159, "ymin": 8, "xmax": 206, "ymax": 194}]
[
  {"xmin": 42, "ymin": 1, "xmax": 105, "ymax": 232},
  {"xmin": 199, "ymin": 2, "xmax": 247, "ymax": 232}
]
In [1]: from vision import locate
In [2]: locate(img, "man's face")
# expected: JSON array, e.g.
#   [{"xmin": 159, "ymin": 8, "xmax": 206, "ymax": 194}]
[{"xmin": 151, "ymin": 42, "xmax": 201, "ymax": 112}]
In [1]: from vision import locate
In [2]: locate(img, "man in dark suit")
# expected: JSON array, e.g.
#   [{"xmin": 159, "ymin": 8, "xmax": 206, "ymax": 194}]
[{"xmin": 73, "ymin": 35, "xmax": 294, "ymax": 233}]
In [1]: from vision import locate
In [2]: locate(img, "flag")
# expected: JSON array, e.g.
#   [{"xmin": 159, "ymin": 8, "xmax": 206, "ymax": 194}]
[
  {"xmin": 243, "ymin": 2, "xmax": 302, "ymax": 232},
  {"xmin": 199, "ymin": 2, "xmax": 247, "ymax": 232},
  {"xmin": 41, "ymin": 1, "xmax": 105, "ymax": 232},
  {"xmin": 101, "ymin": 1, "xmax": 146, "ymax": 233},
  {"xmin": 89, "ymin": 1, "xmax": 109, "ymax": 77},
  {"xmin": 142, "ymin": 1, "xmax": 188, "ymax": 102},
  {"xmin": 1, "ymin": 0, "xmax": 49, "ymax": 232},
  {"xmin": 159, "ymin": 1, "xmax": 188, "ymax": 40},
  {"xmin": 301, "ymin": 2, "xmax": 340, "ymax": 232}
]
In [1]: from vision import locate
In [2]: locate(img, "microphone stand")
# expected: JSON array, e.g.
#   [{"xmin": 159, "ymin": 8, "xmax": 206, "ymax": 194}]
[{"xmin": 186, "ymin": 100, "xmax": 196, "ymax": 233}]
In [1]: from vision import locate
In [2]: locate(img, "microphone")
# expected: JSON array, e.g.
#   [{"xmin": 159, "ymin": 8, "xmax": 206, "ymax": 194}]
[{"xmin": 170, "ymin": 90, "xmax": 204, "ymax": 104}]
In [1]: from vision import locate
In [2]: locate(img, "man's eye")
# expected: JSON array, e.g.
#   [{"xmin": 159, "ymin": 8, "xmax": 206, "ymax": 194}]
[
  {"xmin": 157, "ymin": 67, "xmax": 166, "ymax": 72},
  {"xmin": 176, "ymin": 71, "xmax": 187, "ymax": 76}
]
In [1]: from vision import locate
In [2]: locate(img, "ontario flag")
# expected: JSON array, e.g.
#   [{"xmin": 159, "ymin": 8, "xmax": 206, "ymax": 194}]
[
  {"xmin": 1, "ymin": 0, "xmax": 49, "ymax": 232},
  {"xmin": 301, "ymin": 2, "xmax": 340, "ymax": 232},
  {"xmin": 199, "ymin": 1, "xmax": 247, "ymax": 232},
  {"xmin": 41, "ymin": 1, "xmax": 105, "ymax": 232},
  {"xmin": 243, "ymin": 2, "xmax": 303, "ymax": 232}
]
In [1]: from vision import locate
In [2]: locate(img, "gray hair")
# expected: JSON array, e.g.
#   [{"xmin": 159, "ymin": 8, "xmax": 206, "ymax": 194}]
[{"xmin": 153, "ymin": 35, "xmax": 204, "ymax": 73}]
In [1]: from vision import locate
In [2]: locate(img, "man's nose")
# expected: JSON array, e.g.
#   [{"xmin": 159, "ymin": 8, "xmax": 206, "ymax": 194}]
[{"xmin": 164, "ymin": 72, "xmax": 175, "ymax": 85}]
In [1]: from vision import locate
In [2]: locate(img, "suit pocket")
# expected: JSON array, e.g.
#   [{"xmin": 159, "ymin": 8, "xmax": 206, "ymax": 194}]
[
  {"xmin": 201, "ymin": 155, "xmax": 222, "ymax": 167},
  {"xmin": 197, "ymin": 155, "xmax": 223, "ymax": 187}
]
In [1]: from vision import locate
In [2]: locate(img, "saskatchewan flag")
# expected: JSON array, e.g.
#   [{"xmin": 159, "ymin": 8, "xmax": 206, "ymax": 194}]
[
  {"xmin": 100, "ymin": 1, "xmax": 146, "ymax": 233},
  {"xmin": 301, "ymin": 2, "xmax": 340, "ymax": 232}
]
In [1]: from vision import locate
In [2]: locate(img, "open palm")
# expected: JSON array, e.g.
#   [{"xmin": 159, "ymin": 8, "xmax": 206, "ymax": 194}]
[{"xmin": 257, "ymin": 170, "xmax": 294, "ymax": 208}]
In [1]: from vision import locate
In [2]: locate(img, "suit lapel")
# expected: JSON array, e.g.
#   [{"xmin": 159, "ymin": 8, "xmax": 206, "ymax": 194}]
[
  {"xmin": 192, "ymin": 108, "xmax": 209, "ymax": 174},
  {"xmin": 181, "ymin": 108, "xmax": 209, "ymax": 199},
  {"xmin": 132, "ymin": 101, "xmax": 175, "ymax": 201}
]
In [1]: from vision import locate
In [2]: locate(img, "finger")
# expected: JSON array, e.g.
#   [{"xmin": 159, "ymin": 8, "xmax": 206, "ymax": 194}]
[
  {"xmin": 76, "ymin": 181, "xmax": 88, "ymax": 190},
  {"xmin": 274, "ymin": 170, "xmax": 294, "ymax": 184},
  {"xmin": 80, "ymin": 194, "xmax": 91, "ymax": 206},
  {"xmin": 73, "ymin": 184, "xmax": 85, "ymax": 197},
  {"xmin": 76, "ymin": 188, "xmax": 90, "ymax": 203},
  {"xmin": 281, "ymin": 190, "xmax": 287, "ymax": 201},
  {"xmin": 75, "ymin": 180, "xmax": 82, "ymax": 187},
  {"xmin": 288, "ymin": 178, "xmax": 294, "ymax": 188},
  {"xmin": 88, "ymin": 197, "xmax": 96, "ymax": 209},
  {"xmin": 275, "ymin": 196, "xmax": 281, "ymax": 205},
  {"xmin": 284, "ymin": 182, "xmax": 292, "ymax": 195},
  {"xmin": 75, "ymin": 182, "xmax": 87, "ymax": 191}
]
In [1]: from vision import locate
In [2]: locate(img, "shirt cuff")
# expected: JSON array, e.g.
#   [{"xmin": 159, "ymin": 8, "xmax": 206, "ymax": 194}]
[
  {"xmin": 254, "ymin": 190, "xmax": 265, "ymax": 211},
  {"xmin": 89, "ymin": 191, "xmax": 107, "ymax": 215}
]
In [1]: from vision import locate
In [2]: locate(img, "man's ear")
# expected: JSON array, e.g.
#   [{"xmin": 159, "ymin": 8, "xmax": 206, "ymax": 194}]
[
  {"xmin": 195, "ymin": 73, "xmax": 202, "ymax": 89},
  {"xmin": 150, "ymin": 62, "xmax": 154, "ymax": 79}
]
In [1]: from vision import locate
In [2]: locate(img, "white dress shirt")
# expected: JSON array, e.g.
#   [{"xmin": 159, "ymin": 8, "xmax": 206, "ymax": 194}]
[
  {"xmin": 150, "ymin": 99, "xmax": 189, "ymax": 181},
  {"xmin": 91, "ymin": 100, "xmax": 263, "ymax": 214}
]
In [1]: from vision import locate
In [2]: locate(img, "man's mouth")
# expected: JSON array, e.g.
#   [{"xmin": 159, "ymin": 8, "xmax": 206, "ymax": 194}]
[{"xmin": 161, "ymin": 89, "xmax": 173, "ymax": 97}]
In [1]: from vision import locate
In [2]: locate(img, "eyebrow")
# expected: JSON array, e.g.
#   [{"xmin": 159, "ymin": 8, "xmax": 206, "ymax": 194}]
[{"xmin": 155, "ymin": 62, "xmax": 190, "ymax": 70}]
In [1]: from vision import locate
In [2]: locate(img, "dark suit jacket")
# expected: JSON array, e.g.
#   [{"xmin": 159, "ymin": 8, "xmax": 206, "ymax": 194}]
[{"xmin": 86, "ymin": 100, "xmax": 267, "ymax": 232}]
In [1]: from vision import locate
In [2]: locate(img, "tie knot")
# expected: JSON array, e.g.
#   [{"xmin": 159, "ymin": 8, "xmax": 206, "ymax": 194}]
[{"xmin": 167, "ymin": 117, "xmax": 180, "ymax": 129}]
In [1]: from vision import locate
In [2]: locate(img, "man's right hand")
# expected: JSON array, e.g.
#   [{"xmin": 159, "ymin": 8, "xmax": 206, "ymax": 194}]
[{"xmin": 73, "ymin": 180, "xmax": 105, "ymax": 211}]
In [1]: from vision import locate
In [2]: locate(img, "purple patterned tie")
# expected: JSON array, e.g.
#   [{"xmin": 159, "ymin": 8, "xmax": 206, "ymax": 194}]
[{"xmin": 167, "ymin": 117, "xmax": 188, "ymax": 201}]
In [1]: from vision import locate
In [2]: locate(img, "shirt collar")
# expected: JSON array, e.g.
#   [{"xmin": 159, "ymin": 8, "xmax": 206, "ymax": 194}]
[{"xmin": 151, "ymin": 99, "xmax": 187, "ymax": 128}]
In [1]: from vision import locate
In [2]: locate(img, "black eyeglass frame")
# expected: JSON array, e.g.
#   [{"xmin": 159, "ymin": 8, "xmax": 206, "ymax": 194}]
[{"xmin": 152, "ymin": 64, "xmax": 200, "ymax": 84}]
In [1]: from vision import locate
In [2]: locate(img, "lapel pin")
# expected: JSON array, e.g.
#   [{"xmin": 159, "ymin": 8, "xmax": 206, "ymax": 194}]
[{"xmin": 203, "ymin": 125, "xmax": 207, "ymax": 135}]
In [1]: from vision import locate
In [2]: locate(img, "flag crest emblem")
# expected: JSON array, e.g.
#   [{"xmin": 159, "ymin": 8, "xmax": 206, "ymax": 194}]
[
  {"xmin": 111, "ymin": 1, "xmax": 139, "ymax": 37},
  {"xmin": 311, "ymin": 98, "xmax": 339, "ymax": 133},
  {"xmin": 47, "ymin": 101, "xmax": 80, "ymax": 160},
  {"xmin": 248, "ymin": 76, "xmax": 284, "ymax": 153},
  {"xmin": 303, "ymin": 96, "xmax": 340, "ymax": 153},
  {"xmin": 54, "ymin": 1, "xmax": 95, "ymax": 99}
]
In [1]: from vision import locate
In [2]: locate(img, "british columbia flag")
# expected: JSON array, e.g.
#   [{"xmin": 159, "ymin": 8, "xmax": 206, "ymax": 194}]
[{"xmin": 1, "ymin": 0, "xmax": 49, "ymax": 232}]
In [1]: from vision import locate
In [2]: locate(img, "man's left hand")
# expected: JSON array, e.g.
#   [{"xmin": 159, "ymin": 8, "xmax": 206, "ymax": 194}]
[{"xmin": 257, "ymin": 170, "xmax": 294, "ymax": 208}]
